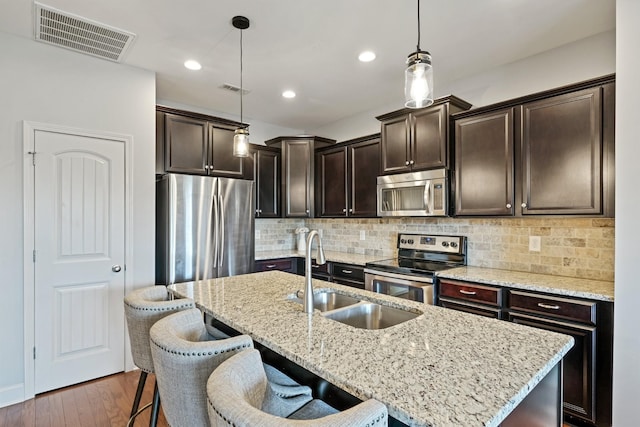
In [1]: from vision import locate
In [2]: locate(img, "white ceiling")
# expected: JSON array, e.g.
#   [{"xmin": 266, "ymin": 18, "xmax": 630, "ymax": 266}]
[{"xmin": 0, "ymin": 0, "xmax": 615, "ymax": 130}]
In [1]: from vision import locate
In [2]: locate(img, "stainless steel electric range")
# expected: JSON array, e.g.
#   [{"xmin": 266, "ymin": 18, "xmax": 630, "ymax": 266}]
[{"xmin": 364, "ymin": 234, "xmax": 467, "ymax": 304}]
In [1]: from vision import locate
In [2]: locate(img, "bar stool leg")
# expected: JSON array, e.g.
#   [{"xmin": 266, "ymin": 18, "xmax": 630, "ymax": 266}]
[
  {"xmin": 149, "ymin": 382, "xmax": 161, "ymax": 427},
  {"xmin": 130, "ymin": 371, "xmax": 148, "ymax": 417}
]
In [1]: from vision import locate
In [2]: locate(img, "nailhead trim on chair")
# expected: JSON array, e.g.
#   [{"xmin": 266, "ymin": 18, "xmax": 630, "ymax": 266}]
[
  {"xmin": 149, "ymin": 341, "xmax": 251, "ymax": 357},
  {"xmin": 124, "ymin": 301, "xmax": 194, "ymax": 312}
]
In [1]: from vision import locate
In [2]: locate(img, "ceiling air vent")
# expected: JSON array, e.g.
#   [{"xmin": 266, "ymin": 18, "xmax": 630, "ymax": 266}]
[
  {"xmin": 34, "ymin": 2, "xmax": 136, "ymax": 62},
  {"xmin": 220, "ymin": 83, "xmax": 250, "ymax": 95}
]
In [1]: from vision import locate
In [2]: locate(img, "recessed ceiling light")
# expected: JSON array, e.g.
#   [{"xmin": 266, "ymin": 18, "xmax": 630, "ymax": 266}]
[
  {"xmin": 358, "ymin": 51, "xmax": 376, "ymax": 62},
  {"xmin": 184, "ymin": 60, "xmax": 202, "ymax": 70},
  {"xmin": 282, "ymin": 90, "xmax": 296, "ymax": 99}
]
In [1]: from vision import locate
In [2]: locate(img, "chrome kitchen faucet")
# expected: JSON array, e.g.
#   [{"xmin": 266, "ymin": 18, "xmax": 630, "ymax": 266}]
[{"xmin": 304, "ymin": 230, "xmax": 326, "ymax": 314}]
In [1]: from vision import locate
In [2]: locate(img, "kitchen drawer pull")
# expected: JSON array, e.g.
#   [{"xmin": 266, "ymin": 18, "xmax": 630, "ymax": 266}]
[
  {"xmin": 341, "ymin": 269, "xmax": 353, "ymax": 274},
  {"xmin": 537, "ymin": 302, "xmax": 560, "ymax": 310},
  {"xmin": 459, "ymin": 289, "xmax": 477, "ymax": 295},
  {"xmin": 266, "ymin": 264, "xmax": 277, "ymax": 268},
  {"xmin": 312, "ymin": 265, "xmax": 320, "ymax": 268}
]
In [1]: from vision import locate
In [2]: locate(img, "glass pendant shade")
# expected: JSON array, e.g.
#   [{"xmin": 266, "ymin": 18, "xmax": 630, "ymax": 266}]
[
  {"xmin": 404, "ymin": 51, "xmax": 433, "ymax": 109},
  {"xmin": 233, "ymin": 128, "xmax": 249, "ymax": 157}
]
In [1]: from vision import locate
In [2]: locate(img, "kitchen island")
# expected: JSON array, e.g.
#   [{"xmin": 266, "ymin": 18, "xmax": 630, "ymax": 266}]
[{"xmin": 169, "ymin": 271, "xmax": 573, "ymax": 426}]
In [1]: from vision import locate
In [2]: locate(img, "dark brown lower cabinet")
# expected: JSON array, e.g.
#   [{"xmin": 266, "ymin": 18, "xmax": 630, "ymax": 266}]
[
  {"xmin": 437, "ymin": 279, "xmax": 612, "ymax": 427},
  {"xmin": 509, "ymin": 312, "xmax": 596, "ymax": 423}
]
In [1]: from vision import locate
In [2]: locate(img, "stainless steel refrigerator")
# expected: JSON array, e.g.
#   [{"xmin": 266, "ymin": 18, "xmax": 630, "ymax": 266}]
[{"xmin": 156, "ymin": 173, "xmax": 254, "ymax": 284}]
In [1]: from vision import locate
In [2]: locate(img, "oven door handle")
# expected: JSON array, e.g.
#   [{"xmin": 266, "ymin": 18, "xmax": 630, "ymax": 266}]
[{"xmin": 364, "ymin": 269, "xmax": 434, "ymax": 284}]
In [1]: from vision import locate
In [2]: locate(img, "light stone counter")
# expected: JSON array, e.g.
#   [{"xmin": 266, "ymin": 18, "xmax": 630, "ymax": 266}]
[
  {"xmin": 255, "ymin": 249, "xmax": 380, "ymax": 266},
  {"xmin": 437, "ymin": 266, "xmax": 614, "ymax": 302},
  {"xmin": 169, "ymin": 270, "xmax": 573, "ymax": 427}
]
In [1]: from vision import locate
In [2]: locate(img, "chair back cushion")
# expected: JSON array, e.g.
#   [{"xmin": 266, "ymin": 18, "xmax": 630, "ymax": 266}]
[
  {"xmin": 150, "ymin": 308, "xmax": 253, "ymax": 427},
  {"xmin": 123, "ymin": 285, "xmax": 194, "ymax": 373}
]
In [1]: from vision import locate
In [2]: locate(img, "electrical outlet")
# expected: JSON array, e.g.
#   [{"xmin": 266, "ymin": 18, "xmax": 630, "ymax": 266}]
[
  {"xmin": 529, "ymin": 236, "xmax": 541, "ymax": 252},
  {"xmin": 360, "ymin": 230, "xmax": 366, "ymax": 241}
]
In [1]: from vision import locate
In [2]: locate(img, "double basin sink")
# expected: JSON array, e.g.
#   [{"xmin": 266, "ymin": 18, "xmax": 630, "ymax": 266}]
[{"xmin": 290, "ymin": 289, "xmax": 422, "ymax": 330}]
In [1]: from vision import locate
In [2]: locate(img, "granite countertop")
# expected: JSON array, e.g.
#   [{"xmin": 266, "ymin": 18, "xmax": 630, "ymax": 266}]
[
  {"xmin": 169, "ymin": 271, "xmax": 573, "ymax": 427},
  {"xmin": 437, "ymin": 266, "xmax": 614, "ymax": 302},
  {"xmin": 255, "ymin": 249, "xmax": 381, "ymax": 266}
]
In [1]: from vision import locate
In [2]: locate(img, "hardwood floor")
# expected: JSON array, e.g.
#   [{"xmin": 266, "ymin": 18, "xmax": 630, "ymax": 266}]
[
  {"xmin": 0, "ymin": 371, "xmax": 577, "ymax": 427},
  {"xmin": 0, "ymin": 370, "xmax": 168, "ymax": 427}
]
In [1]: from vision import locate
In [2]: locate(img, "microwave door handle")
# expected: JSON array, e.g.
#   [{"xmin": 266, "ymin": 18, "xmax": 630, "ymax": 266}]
[{"xmin": 423, "ymin": 180, "xmax": 432, "ymax": 214}]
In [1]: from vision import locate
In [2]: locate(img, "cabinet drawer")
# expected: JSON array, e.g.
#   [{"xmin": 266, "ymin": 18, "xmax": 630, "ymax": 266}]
[
  {"xmin": 438, "ymin": 279, "xmax": 502, "ymax": 307},
  {"xmin": 331, "ymin": 263, "xmax": 365, "ymax": 282},
  {"xmin": 439, "ymin": 297, "xmax": 503, "ymax": 319},
  {"xmin": 310, "ymin": 260, "xmax": 330, "ymax": 275},
  {"xmin": 255, "ymin": 258, "xmax": 295, "ymax": 273},
  {"xmin": 508, "ymin": 290, "xmax": 596, "ymax": 325}
]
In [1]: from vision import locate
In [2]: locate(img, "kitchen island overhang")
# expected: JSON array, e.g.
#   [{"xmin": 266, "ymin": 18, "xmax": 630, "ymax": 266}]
[{"xmin": 168, "ymin": 271, "xmax": 573, "ymax": 427}]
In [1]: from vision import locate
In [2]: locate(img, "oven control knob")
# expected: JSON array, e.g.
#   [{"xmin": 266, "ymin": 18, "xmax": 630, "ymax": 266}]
[
  {"xmin": 450, "ymin": 242, "xmax": 458, "ymax": 248},
  {"xmin": 401, "ymin": 239, "xmax": 406, "ymax": 244},
  {"xmin": 408, "ymin": 239, "xmax": 414, "ymax": 244},
  {"xmin": 442, "ymin": 242, "xmax": 450, "ymax": 247}
]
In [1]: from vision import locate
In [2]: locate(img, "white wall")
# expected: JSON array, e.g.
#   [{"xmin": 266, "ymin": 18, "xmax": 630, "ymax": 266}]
[
  {"xmin": 612, "ymin": 1, "xmax": 640, "ymax": 425},
  {"xmin": 311, "ymin": 30, "xmax": 616, "ymax": 142},
  {"xmin": 156, "ymin": 99, "xmax": 303, "ymax": 144},
  {"xmin": 0, "ymin": 31, "xmax": 156, "ymax": 406}
]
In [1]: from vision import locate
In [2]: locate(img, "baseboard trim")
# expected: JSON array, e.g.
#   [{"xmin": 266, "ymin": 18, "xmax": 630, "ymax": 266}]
[{"xmin": 0, "ymin": 383, "xmax": 26, "ymax": 409}]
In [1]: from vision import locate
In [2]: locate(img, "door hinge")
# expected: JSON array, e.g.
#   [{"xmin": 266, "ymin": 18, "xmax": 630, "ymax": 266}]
[
  {"xmin": 33, "ymin": 250, "xmax": 36, "ymax": 263},
  {"xmin": 27, "ymin": 151, "xmax": 36, "ymax": 166},
  {"xmin": 33, "ymin": 346, "xmax": 36, "ymax": 360}
]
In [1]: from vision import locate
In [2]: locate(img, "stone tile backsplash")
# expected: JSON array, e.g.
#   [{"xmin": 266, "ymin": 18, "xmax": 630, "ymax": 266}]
[{"xmin": 256, "ymin": 217, "xmax": 614, "ymax": 281}]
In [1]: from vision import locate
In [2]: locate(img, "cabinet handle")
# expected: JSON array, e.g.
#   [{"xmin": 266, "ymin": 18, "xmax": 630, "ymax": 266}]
[
  {"xmin": 312, "ymin": 265, "xmax": 320, "ymax": 268},
  {"xmin": 341, "ymin": 269, "xmax": 353, "ymax": 274},
  {"xmin": 266, "ymin": 264, "xmax": 277, "ymax": 268},
  {"xmin": 537, "ymin": 302, "xmax": 560, "ymax": 310},
  {"xmin": 521, "ymin": 203, "xmax": 527, "ymax": 208},
  {"xmin": 343, "ymin": 208, "xmax": 347, "ymax": 213},
  {"xmin": 405, "ymin": 161, "xmax": 410, "ymax": 166},
  {"xmin": 409, "ymin": 160, "xmax": 414, "ymax": 165},
  {"xmin": 506, "ymin": 203, "xmax": 512, "ymax": 209},
  {"xmin": 349, "ymin": 208, "xmax": 353, "ymax": 213},
  {"xmin": 459, "ymin": 289, "xmax": 477, "ymax": 295}
]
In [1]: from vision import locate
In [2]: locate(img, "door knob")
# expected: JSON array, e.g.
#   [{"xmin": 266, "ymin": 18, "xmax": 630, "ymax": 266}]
[
  {"xmin": 521, "ymin": 203, "xmax": 527, "ymax": 208},
  {"xmin": 506, "ymin": 204, "xmax": 512, "ymax": 209},
  {"xmin": 112, "ymin": 265, "xmax": 122, "ymax": 273}
]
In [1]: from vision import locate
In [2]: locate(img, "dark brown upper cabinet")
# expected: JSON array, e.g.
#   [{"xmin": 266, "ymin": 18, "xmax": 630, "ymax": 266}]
[
  {"xmin": 376, "ymin": 96, "xmax": 472, "ymax": 175},
  {"xmin": 316, "ymin": 134, "xmax": 380, "ymax": 218},
  {"xmin": 252, "ymin": 145, "xmax": 280, "ymax": 218},
  {"xmin": 266, "ymin": 136, "xmax": 335, "ymax": 218},
  {"xmin": 454, "ymin": 108, "xmax": 515, "ymax": 216},
  {"xmin": 156, "ymin": 106, "xmax": 251, "ymax": 179},
  {"xmin": 452, "ymin": 75, "xmax": 615, "ymax": 217}
]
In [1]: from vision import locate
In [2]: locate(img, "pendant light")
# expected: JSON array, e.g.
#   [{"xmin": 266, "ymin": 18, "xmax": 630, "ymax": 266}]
[
  {"xmin": 404, "ymin": 0, "xmax": 433, "ymax": 109},
  {"xmin": 232, "ymin": 15, "xmax": 250, "ymax": 157}
]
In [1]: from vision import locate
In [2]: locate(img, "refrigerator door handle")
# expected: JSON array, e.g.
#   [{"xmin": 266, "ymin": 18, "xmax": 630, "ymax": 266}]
[
  {"xmin": 218, "ymin": 193, "xmax": 225, "ymax": 267},
  {"xmin": 212, "ymin": 189, "xmax": 219, "ymax": 268}
]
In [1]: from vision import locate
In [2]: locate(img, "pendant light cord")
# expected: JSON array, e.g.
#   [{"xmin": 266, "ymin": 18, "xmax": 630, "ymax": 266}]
[
  {"xmin": 240, "ymin": 28, "xmax": 243, "ymax": 125},
  {"xmin": 416, "ymin": 0, "xmax": 421, "ymax": 51}
]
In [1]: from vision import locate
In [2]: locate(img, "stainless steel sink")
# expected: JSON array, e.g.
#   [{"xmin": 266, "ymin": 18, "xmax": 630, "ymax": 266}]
[
  {"xmin": 322, "ymin": 303, "xmax": 421, "ymax": 330},
  {"xmin": 291, "ymin": 290, "xmax": 360, "ymax": 312}
]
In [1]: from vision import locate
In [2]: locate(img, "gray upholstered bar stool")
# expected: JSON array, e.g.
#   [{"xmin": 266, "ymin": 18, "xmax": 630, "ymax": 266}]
[
  {"xmin": 207, "ymin": 348, "xmax": 389, "ymax": 426},
  {"xmin": 150, "ymin": 308, "xmax": 314, "ymax": 426},
  {"xmin": 123, "ymin": 285, "xmax": 195, "ymax": 426}
]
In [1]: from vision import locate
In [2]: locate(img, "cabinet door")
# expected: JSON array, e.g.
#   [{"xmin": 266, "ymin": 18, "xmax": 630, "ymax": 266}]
[
  {"xmin": 380, "ymin": 116, "xmax": 411, "ymax": 174},
  {"xmin": 521, "ymin": 87, "xmax": 602, "ymax": 215},
  {"xmin": 411, "ymin": 104, "xmax": 448, "ymax": 170},
  {"xmin": 349, "ymin": 137, "xmax": 380, "ymax": 217},
  {"xmin": 164, "ymin": 113, "xmax": 208, "ymax": 175},
  {"xmin": 317, "ymin": 147, "xmax": 347, "ymax": 217},
  {"xmin": 209, "ymin": 124, "xmax": 245, "ymax": 178},
  {"xmin": 509, "ymin": 312, "xmax": 596, "ymax": 424},
  {"xmin": 255, "ymin": 147, "xmax": 280, "ymax": 218},
  {"xmin": 283, "ymin": 140, "xmax": 312, "ymax": 217},
  {"xmin": 454, "ymin": 108, "xmax": 514, "ymax": 216}
]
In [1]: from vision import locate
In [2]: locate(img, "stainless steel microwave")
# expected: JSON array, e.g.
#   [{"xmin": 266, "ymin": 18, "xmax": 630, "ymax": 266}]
[{"xmin": 377, "ymin": 169, "xmax": 448, "ymax": 217}]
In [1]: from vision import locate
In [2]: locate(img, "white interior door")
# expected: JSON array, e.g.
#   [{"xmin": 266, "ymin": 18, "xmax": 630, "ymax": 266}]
[{"xmin": 33, "ymin": 129, "xmax": 126, "ymax": 393}]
